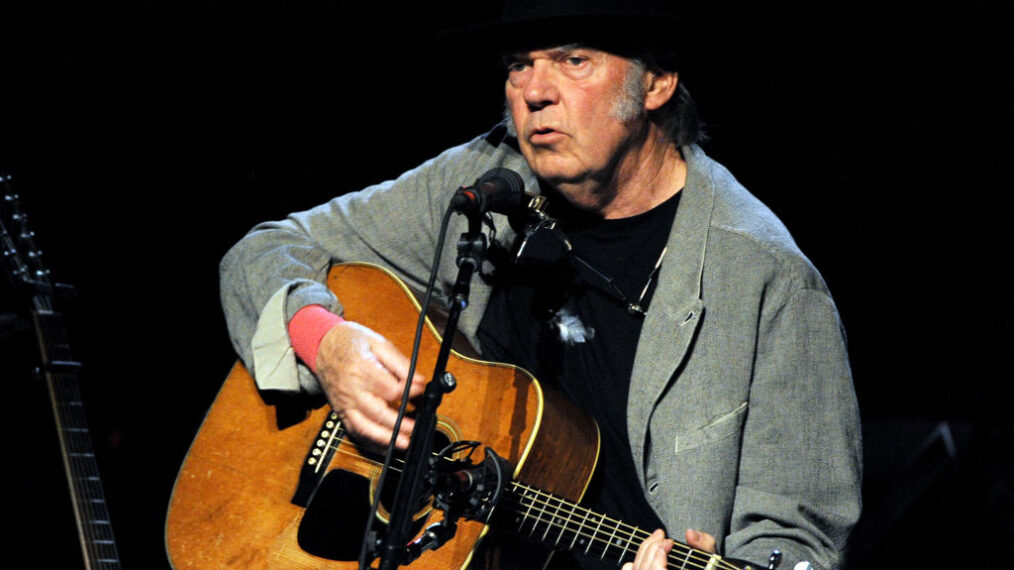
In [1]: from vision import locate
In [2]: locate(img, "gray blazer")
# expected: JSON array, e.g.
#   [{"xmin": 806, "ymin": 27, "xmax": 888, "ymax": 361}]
[{"xmin": 220, "ymin": 131, "xmax": 861, "ymax": 569}]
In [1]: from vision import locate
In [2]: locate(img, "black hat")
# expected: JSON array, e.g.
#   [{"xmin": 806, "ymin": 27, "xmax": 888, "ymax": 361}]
[{"xmin": 441, "ymin": 0, "xmax": 699, "ymax": 64}]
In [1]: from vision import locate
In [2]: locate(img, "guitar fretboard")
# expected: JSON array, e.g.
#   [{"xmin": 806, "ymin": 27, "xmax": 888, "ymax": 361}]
[
  {"xmin": 39, "ymin": 308, "xmax": 123, "ymax": 569},
  {"xmin": 503, "ymin": 481, "xmax": 748, "ymax": 570},
  {"xmin": 47, "ymin": 368, "xmax": 122, "ymax": 569}
]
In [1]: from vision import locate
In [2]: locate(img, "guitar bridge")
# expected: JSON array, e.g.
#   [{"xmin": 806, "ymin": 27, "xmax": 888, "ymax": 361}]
[{"xmin": 291, "ymin": 411, "xmax": 344, "ymax": 507}]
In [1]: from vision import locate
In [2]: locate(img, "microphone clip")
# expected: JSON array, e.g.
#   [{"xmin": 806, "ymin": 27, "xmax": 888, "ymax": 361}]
[{"xmin": 431, "ymin": 442, "xmax": 512, "ymax": 524}]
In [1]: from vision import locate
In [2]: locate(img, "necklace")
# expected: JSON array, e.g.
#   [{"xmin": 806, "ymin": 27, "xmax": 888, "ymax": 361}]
[{"xmin": 571, "ymin": 245, "xmax": 668, "ymax": 316}]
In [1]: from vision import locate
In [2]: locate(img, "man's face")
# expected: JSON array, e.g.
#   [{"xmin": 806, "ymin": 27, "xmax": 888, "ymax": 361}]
[{"xmin": 503, "ymin": 46, "xmax": 646, "ymax": 197}]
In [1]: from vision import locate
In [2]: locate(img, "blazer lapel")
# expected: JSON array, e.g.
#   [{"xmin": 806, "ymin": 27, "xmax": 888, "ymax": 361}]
[{"xmin": 627, "ymin": 145, "xmax": 715, "ymax": 484}]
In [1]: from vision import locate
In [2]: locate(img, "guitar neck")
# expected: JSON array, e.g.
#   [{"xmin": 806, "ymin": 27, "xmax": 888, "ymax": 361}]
[
  {"xmin": 502, "ymin": 481, "xmax": 749, "ymax": 570},
  {"xmin": 3, "ymin": 177, "xmax": 122, "ymax": 568},
  {"xmin": 34, "ymin": 309, "xmax": 123, "ymax": 569}
]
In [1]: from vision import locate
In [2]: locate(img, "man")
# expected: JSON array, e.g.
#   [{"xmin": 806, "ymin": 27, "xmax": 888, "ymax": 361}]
[{"xmin": 220, "ymin": 2, "xmax": 862, "ymax": 569}]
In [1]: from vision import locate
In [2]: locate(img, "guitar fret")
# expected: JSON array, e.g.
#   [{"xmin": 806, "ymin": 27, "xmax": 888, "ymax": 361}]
[
  {"xmin": 517, "ymin": 488, "xmax": 539, "ymax": 535},
  {"xmin": 619, "ymin": 526, "xmax": 636, "ymax": 560},
  {"xmin": 601, "ymin": 520, "xmax": 619, "ymax": 559},
  {"xmin": 541, "ymin": 491, "xmax": 560, "ymax": 541},
  {"xmin": 680, "ymin": 546, "xmax": 693, "ymax": 569},
  {"xmin": 555, "ymin": 495, "xmax": 577, "ymax": 546},
  {"xmin": 571, "ymin": 505, "xmax": 591, "ymax": 550},
  {"xmin": 75, "ymin": 475, "xmax": 104, "ymax": 487},
  {"xmin": 529, "ymin": 489, "xmax": 547, "ymax": 537},
  {"xmin": 587, "ymin": 513, "xmax": 604, "ymax": 555}
]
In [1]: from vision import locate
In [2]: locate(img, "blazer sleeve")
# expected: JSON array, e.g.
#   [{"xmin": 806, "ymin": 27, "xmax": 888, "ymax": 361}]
[{"xmin": 218, "ymin": 133, "xmax": 516, "ymax": 392}]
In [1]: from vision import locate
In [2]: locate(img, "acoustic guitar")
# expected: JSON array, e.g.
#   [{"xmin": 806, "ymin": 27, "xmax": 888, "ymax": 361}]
[{"xmin": 165, "ymin": 262, "xmax": 757, "ymax": 570}]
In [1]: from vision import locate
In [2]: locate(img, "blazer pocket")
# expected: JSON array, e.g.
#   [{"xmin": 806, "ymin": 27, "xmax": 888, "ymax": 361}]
[{"xmin": 673, "ymin": 402, "xmax": 749, "ymax": 455}]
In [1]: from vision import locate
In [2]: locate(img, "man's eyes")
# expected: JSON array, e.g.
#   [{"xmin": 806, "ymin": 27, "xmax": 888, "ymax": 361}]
[{"xmin": 503, "ymin": 53, "xmax": 593, "ymax": 78}]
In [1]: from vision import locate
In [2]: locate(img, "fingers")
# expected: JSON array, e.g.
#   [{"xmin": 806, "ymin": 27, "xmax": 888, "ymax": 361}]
[
  {"xmin": 341, "ymin": 389, "xmax": 417, "ymax": 448},
  {"xmin": 685, "ymin": 528, "xmax": 717, "ymax": 554},
  {"xmin": 315, "ymin": 321, "xmax": 422, "ymax": 450},
  {"xmin": 628, "ymin": 529, "xmax": 672, "ymax": 570},
  {"xmin": 370, "ymin": 337, "xmax": 426, "ymax": 397},
  {"xmin": 340, "ymin": 405, "xmax": 413, "ymax": 450}
]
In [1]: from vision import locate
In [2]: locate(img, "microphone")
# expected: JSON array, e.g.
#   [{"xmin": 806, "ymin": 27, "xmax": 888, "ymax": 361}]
[
  {"xmin": 432, "ymin": 446, "xmax": 512, "ymax": 523},
  {"xmin": 451, "ymin": 168, "xmax": 526, "ymax": 217}
]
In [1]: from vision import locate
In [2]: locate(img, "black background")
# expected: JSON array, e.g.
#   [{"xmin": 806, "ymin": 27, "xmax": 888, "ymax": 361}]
[{"xmin": 2, "ymin": 2, "xmax": 1010, "ymax": 568}]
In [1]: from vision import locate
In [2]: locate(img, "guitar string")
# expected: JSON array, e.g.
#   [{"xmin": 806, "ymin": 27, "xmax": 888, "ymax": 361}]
[
  {"xmin": 318, "ymin": 435, "xmax": 739, "ymax": 570},
  {"xmin": 506, "ymin": 483, "xmax": 738, "ymax": 570},
  {"xmin": 509, "ymin": 482, "xmax": 663, "ymax": 554},
  {"xmin": 504, "ymin": 499, "xmax": 715, "ymax": 570},
  {"xmin": 509, "ymin": 495, "xmax": 643, "ymax": 564},
  {"xmin": 324, "ymin": 434, "xmax": 463, "ymax": 471}
]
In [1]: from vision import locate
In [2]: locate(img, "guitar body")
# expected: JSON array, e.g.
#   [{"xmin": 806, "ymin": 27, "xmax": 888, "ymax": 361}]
[{"xmin": 165, "ymin": 263, "xmax": 600, "ymax": 569}]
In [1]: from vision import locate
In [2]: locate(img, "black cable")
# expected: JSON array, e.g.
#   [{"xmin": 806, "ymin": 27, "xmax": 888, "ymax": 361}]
[{"xmin": 357, "ymin": 202, "xmax": 457, "ymax": 570}]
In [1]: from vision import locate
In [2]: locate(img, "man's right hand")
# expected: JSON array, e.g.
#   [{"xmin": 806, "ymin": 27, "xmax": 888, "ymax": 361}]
[{"xmin": 314, "ymin": 321, "xmax": 426, "ymax": 451}]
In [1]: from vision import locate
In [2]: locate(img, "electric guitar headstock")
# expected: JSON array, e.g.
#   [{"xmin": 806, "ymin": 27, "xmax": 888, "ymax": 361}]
[
  {"xmin": 2, "ymin": 174, "xmax": 48, "ymax": 290},
  {"xmin": 1, "ymin": 173, "xmax": 73, "ymax": 306}
]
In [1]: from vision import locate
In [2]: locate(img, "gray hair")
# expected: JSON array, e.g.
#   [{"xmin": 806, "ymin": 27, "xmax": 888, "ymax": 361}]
[{"xmin": 631, "ymin": 54, "xmax": 706, "ymax": 147}]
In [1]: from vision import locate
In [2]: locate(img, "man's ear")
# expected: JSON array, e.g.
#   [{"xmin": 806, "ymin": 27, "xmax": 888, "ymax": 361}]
[{"xmin": 644, "ymin": 70, "xmax": 679, "ymax": 111}]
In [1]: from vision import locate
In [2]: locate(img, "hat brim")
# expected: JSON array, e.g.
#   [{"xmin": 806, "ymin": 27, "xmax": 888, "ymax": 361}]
[{"xmin": 437, "ymin": 12, "xmax": 695, "ymax": 62}]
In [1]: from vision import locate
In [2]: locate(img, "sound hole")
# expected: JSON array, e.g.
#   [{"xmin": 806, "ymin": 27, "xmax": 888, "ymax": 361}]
[
  {"xmin": 367, "ymin": 428, "xmax": 453, "ymax": 521},
  {"xmin": 298, "ymin": 470, "xmax": 372, "ymax": 560},
  {"xmin": 296, "ymin": 430, "xmax": 454, "ymax": 561}
]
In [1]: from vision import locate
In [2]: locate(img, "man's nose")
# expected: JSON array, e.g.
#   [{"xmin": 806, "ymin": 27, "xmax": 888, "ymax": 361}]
[{"xmin": 523, "ymin": 60, "xmax": 559, "ymax": 110}]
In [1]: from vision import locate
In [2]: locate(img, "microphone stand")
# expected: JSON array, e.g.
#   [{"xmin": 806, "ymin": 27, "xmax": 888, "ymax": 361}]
[{"xmin": 375, "ymin": 212, "xmax": 487, "ymax": 569}]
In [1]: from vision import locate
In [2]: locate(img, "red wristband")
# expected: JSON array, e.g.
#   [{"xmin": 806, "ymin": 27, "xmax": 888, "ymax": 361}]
[{"xmin": 288, "ymin": 305, "xmax": 344, "ymax": 372}]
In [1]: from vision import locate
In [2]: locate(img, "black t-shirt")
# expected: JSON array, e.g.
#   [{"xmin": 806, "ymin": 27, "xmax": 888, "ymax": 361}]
[{"xmin": 477, "ymin": 186, "xmax": 681, "ymax": 569}]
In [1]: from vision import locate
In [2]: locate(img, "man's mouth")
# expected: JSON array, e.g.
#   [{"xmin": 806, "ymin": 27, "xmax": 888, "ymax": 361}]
[{"xmin": 529, "ymin": 127, "xmax": 562, "ymax": 144}]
